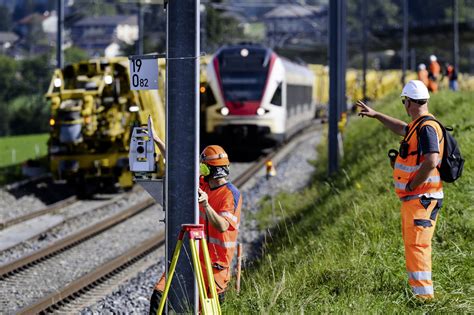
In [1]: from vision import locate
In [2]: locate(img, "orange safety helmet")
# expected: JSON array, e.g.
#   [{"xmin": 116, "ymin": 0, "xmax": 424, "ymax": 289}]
[{"xmin": 200, "ymin": 145, "xmax": 229, "ymax": 166}]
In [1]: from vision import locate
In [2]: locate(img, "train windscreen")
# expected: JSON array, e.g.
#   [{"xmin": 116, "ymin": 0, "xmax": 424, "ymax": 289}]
[{"xmin": 218, "ymin": 48, "xmax": 270, "ymax": 102}]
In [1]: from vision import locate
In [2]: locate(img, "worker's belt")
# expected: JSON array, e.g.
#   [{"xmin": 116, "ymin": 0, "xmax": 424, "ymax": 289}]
[
  {"xmin": 400, "ymin": 195, "xmax": 442, "ymax": 202},
  {"xmin": 400, "ymin": 195, "xmax": 422, "ymax": 201}
]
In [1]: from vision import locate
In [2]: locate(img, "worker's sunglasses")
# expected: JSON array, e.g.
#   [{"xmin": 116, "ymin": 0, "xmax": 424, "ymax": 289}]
[{"xmin": 401, "ymin": 98, "xmax": 410, "ymax": 105}]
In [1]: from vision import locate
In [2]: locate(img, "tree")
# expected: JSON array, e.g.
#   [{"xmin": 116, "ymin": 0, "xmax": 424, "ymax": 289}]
[
  {"xmin": 0, "ymin": 55, "xmax": 18, "ymax": 101},
  {"xmin": 8, "ymin": 95, "xmax": 49, "ymax": 135},
  {"xmin": 70, "ymin": 0, "xmax": 117, "ymax": 17},
  {"xmin": 64, "ymin": 46, "xmax": 89, "ymax": 64},
  {"xmin": 205, "ymin": 7, "xmax": 245, "ymax": 51},
  {"xmin": 0, "ymin": 5, "xmax": 13, "ymax": 31},
  {"xmin": 19, "ymin": 54, "xmax": 53, "ymax": 96},
  {"xmin": 13, "ymin": 0, "xmax": 35, "ymax": 21}
]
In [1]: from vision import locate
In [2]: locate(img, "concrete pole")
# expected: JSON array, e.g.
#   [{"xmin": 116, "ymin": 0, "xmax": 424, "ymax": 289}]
[
  {"xmin": 165, "ymin": 0, "xmax": 200, "ymax": 313},
  {"xmin": 453, "ymin": 0, "xmax": 459, "ymax": 71},
  {"xmin": 401, "ymin": 0, "xmax": 408, "ymax": 85}
]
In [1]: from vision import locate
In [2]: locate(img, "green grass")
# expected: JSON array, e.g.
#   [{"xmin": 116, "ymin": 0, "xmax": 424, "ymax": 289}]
[
  {"xmin": 223, "ymin": 90, "xmax": 474, "ymax": 313},
  {"xmin": 0, "ymin": 133, "xmax": 48, "ymax": 168}
]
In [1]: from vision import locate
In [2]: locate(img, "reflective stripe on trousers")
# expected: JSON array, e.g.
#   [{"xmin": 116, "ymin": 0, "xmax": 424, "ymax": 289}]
[{"xmin": 401, "ymin": 198, "xmax": 442, "ymax": 298}]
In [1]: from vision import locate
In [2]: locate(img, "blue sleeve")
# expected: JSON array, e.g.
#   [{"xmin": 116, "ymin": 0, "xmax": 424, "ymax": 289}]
[{"xmin": 419, "ymin": 126, "xmax": 440, "ymax": 154}]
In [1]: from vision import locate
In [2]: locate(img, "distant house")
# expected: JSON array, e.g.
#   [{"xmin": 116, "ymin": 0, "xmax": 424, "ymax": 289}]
[
  {"xmin": 0, "ymin": 31, "xmax": 19, "ymax": 53},
  {"xmin": 71, "ymin": 15, "xmax": 138, "ymax": 57},
  {"xmin": 263, "ymin": 4, "xmax": 327, "ymax": 49}
]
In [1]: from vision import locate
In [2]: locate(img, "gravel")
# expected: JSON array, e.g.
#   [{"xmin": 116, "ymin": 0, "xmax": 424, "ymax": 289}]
[
  {"xmin": 81, "ymin": 127, "xmax": 322, "ymax": 314},
  {"xmin": 0, "ymin": 189, "xmax": 45, "ymax": 222},
  {"xmin": 0, "ymin": 189, "xmax": 152, "ymax": 265},
  {"xmin": 0, "ymin": 205, "xmax": 164, "ymax": 313}
]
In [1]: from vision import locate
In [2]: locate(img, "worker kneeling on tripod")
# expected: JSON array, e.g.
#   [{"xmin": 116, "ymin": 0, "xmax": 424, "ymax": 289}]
[{"xmin": 149, "ymin": 145, "xmax": 242, "ymax": 314}]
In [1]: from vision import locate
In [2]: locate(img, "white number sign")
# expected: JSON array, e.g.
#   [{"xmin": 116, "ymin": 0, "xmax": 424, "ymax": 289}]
[{"xmin": 129, "ymin": 57, "xmax": 159, "ymax": 90}]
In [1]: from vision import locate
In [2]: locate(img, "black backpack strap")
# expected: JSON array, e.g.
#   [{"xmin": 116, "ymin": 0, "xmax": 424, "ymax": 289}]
[
  {"xmin": 415, "ymin": 116, "xmax": 445, "ymax": 165},
  {"xmin": 404, "ymin": 115, "xmax": 431, "ymax": 142}
]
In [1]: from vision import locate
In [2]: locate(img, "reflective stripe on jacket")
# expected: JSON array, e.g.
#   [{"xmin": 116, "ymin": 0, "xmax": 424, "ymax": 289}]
[{"xmin": 393, "ymin": 115, "xmax": 444, "ymax": 199}]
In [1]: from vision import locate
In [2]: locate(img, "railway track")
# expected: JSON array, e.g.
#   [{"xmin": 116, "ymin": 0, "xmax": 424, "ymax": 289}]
[
  {"xmin": 1, "ymin": 120, "xmax": 322, "ymax": 313},
  {"xmin": 0, "ymin": 195, "xmax": 77, "ymax": 230}
]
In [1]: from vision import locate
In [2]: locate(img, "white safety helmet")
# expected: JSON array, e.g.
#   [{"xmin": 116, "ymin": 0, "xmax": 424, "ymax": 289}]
[
  {"xmin": 430, "ymin": 55, "xmax": 437, "ymax": 62},
  {"xmin": 401, "ymin": 80, "xmax": 430, "ymax": 100},
  {"xmin": 418, "ymin": 63, "xmax": 426, "ymax": 70}
]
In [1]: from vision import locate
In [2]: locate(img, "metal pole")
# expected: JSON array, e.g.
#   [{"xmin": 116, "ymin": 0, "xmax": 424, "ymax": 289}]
[
  {"xmin": 56, "ymin": 0, "xmax": 63, "ymax": 68},
  {"xmin": 361, "ymin": 0, "xmax": 367, "ymax": 101},
  {"xmin": 339, "ymin": 0, "xmax": 346, "ymax": 116},
  {"xmin": 470, "ymin": 46, "xmax": 474, "ymax": 74},
  {"xmin": 166, "ymin": 0, "xmax": 199, "ymax": 313},
  {"xmin": 200, "ymin": 4, "xmax": 206, "ymax": 52},
  {"xmin": 137, "ymin": 2, "xmax": 144, "ymax": 55},
  {"xmin": 410, "ymin": 48, "xmax": 416, "ymax": 71},
  {"xmin": 329, "ymin": 0, "xmax": 346, "ymax": 175},
  {"xmin": 401, "ymin": 0, "xmax": 408, "ymax": 85},
  {"xmin": 453, "ymin": 0, "xmax": 459, "ymax": 72}
]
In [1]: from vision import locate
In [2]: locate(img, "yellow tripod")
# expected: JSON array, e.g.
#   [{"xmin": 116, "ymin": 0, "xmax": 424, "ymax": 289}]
[{"xmin": 158, "ymin": 224, "xmax": 222, "ymax": 315}]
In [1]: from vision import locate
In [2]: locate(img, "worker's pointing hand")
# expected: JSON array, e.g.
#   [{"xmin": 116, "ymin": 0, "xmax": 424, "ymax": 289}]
[
  {"xmin": 198, "ymin": 188, "xmax": 208, "ymax": 205},
  {"xmin": 356, "ymin": 100, "xmax": 377, "ymax": 118}
]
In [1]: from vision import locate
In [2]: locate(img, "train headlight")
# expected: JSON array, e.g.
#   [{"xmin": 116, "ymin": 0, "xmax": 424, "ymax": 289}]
[
  {"xmin": 256, "ymin": 108, "xmax": 266, "ymax": 116},
  {"xmin": 53, "ymin": 78, "xmax": 62, "ymax": 88},
  {"xmin": 129, "ymin": 105, "xmax": 140, "ymax": 112},
  {"xmin": 104, "ymin": 75, "xmax": 113, "ymax": 85},
  {"xmin": 240, "ymin": 48, "xmax": 249, "ymax": 57},
  {"xmin": 220, "ymin": 107, "xmax": 230, "ymax": 116}
]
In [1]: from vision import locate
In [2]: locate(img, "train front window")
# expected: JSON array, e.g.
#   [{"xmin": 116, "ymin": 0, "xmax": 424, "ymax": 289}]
[{"xmin": 218, "ymin": 50, "xmax": 270, "ymax": 102}]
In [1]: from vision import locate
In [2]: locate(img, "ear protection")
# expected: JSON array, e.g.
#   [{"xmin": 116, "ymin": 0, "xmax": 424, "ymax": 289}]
[{"xmin": 200, "ymin": 163, "xmax": 210, "ymax": 176}]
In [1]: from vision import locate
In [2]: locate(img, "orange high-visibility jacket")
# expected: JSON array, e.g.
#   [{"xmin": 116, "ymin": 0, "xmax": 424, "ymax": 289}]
[
  {"xmin": 429, "ymin": 61, "xmax": 441, "ymax": 78},
  {"xmin": 393, "ymin": 115, "xmax": 444, "ymax": 199},
  {"xmin": 199, "ymin": 180, "xmax": 242, "ymax": 268}
]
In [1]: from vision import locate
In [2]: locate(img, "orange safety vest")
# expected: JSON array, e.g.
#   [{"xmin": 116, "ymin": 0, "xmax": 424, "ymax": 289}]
[
  {"xmin": 429, "ymin": 61, "xmax": 441, "ymax": 77},
  {"xmin": 393, "ymin": 114, "xmax": 444, "ymax": 199},
  {"xmin": 199, "ymin": 179, "xmax": 242, "ymax": 268}
]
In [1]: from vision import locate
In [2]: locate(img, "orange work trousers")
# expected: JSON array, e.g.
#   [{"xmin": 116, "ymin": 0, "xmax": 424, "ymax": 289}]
[{"xmin": 401, "ymin": 197, "xmax": 442, "ymax": 298}]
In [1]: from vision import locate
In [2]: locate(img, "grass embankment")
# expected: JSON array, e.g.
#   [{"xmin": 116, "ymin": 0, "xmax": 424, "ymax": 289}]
[
  {"xmin": 223, "ymin": 90, "xmax": 473, "ymax": 313},
  {"xmin": 0, "ymin": 133, "xmax": 48, "ymax": 167},
  {"xmin": 0, "ymin": 134, "xmax": 48, "ymax": 184}
]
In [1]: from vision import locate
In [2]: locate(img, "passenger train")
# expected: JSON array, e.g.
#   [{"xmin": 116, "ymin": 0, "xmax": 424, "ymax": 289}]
[{"xmin": 204, "ymin": 44, "xmax": 316, "ymax": 147}]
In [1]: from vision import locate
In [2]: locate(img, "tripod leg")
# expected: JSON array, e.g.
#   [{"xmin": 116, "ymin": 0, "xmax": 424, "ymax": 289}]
[
  {"xmin": 189, "ymin": 238, "xmax": 207, "ymax": 307},
  {"xmin": 200, "ymin": 239, "xmax": 221, "ymax": 314},
  {"xmin": 157, "ymin": 239, "xmax": 184, "ymax": 315}
]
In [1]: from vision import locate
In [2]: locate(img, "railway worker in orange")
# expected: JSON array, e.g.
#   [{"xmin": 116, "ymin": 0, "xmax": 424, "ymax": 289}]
[
  {"xmin": 428, "ymin": 55, "xmax": 441, "ymax": 92},
  {"xmin": 149, "ymin": 144, "xmax": 242, "ymax": 314},
  {"xmin": 356, "ymin": 80, "xmax": 444, "ymax": 299},
  {"xmin": 417, "ymin": 63, "xmax": 429, "ymax": 87}
]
